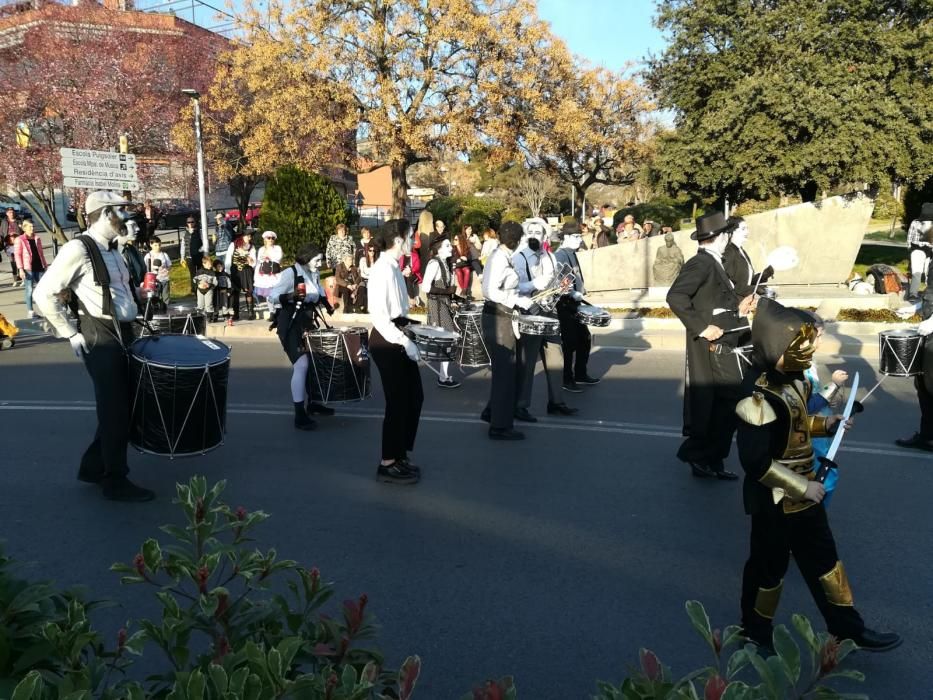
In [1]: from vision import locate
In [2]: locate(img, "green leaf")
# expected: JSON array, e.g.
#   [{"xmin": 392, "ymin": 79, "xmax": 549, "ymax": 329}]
[
  {"xmin": 276, "ymin": 637, "xmax": 303, "ymax": 669},
  {"xmin": 836, "ymin": 638, "xmax": 858, "ymax": 664},
  {"xmin": 821, "ymin": 669, "xmax": 866, "ymax": 682},
  {"xmin": 142, "ymin": 539, "xmax": 162, "ymax": 572},
  {"xmin": 8, "ymin": 585, "xmax": 53, "ymax": 615},
  {"xmin": 340, "ymin": 663, "xmax": 357, "ymax": 690},
  {"xmin": 209, "ymin": 664, "xmax": 229, "ymax": 694},
  {"xmin": 243, "ymin": 673, "xmax": 263, "ymax": 700},
  {"xmin": 726, "ymin": 648, "xmax": 750, "ymax": 679},
  {"xmin": 188, "ymin": 668, "xmax": 206, "ymax": 700},
  {"xmin": 267, "ymin": 647, "xmax": 283, "ymax": 680},
  {"xmin": 791, "ymin": 614, "xmax": 820, "ymax": 653},
  {"xmin": 684, "ymin": 600, "xmax": 714, "ymax": 648},
  {"xmin": 11, "ymin": 670, "xmax": 41, "ymax": 700},
  {"xmin": 771, "ymin": 625, "xmax": 800, "ymax": 683},
  {"xmin": 229, "ymin": 667, "xmax": 249, "ymax": 694}
]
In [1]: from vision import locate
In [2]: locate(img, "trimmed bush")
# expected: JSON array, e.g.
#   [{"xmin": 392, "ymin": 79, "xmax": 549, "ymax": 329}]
[
  {"xmin": 259, "ymin": 165, "xmax": 348, "ymax": 261},
  {"xmin": 612, "ymin": 199, "xmax": 692, "ymax": 230}
]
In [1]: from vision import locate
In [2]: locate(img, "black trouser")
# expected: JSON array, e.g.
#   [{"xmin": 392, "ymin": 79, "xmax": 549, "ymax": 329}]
[
  {"xmin": 516, "ymin": 334, "xmax": 561, "ymax": 409},
  {"xmin": 914, "ymin": 376, "xmax": 933, "ymax": 438},
  {"xmin": 741, "ymin": 500, "xmax": 865, "ymax": 642},
  {"xmin": 369, "ymin": 327, "xmax": 423, "ymax": 461},
  {"xmin": 677, "ymin": 347, "xmax": 744, "ymax": 465},
  {"xmin": 557, "ymin": 299, "xmax": 591, "ymax": 382},
  {"xmin": 77, "ymin": 315, "xmax": 133, "ymax": 483},
  {"xmin": 483, "ymin": 303, "xmax": 517, "ymax": 430}
]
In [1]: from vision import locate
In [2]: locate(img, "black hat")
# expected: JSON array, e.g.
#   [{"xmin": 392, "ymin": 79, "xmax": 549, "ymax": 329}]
[
  {"xmin": 428, "ymin": 231, "xmax": 449, "ymax": 250},
  {"xmin": 691, "ymin": 211, "xmax": 728, "ymax": 241},
  {"xmin": 560, "ymin": 220, "xmax": 582, "ymax": 236},
  {"xmin": 920, "ymin": 202, "xmax": 933, "ymax": 221},
  {"xmin": 752, "ymin": 298, "xmax": 816, "ymax": 372},
  {"xmin": 295, "ymin": 243, "xmax": 322, "ymax": 265}
]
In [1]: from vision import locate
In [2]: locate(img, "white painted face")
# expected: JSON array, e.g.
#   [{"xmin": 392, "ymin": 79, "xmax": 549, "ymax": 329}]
[
  {"xmin": 310, "ymin": 254, "xmax": 323, "ymax": 270},
  {"xmin": 437, "ymin": 239, "xmax": 453, "ymax": 259},
  {"xmin": 731, "ymin": 222, "xmax": 749, "ymax": 248},
  {"xmin": 564, "ymin": 234, "xmax": 583, "ymax": 250}
]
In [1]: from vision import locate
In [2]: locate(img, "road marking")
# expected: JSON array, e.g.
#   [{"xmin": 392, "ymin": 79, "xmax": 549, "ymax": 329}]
[{"xmin": 1, "ymin": 400, "xmax": 929, "ymax": 461}]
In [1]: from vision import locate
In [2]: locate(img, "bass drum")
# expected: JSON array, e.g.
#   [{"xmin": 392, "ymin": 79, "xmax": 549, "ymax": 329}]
[
  {"xmin": 135, "ymin": 304, "xmax": 207, "ymax": 338},
  {"xmin": 305, "ymin": 327, "xmax": 371, "ymax": 403},
  {"xmin": 128, "ymin": 334, "xmax": 230, "ymax": 458}
]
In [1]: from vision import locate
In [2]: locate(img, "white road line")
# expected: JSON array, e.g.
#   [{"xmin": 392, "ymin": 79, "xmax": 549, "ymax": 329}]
[{"xmin": 0, "ymin": 400, "xmax": 928, "ymax": 461}]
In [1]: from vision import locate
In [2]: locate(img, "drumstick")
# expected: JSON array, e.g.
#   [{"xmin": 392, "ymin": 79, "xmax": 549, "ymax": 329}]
[{"xmin": 860, "ymin": 375, "xmax": 887, "ymax": 402}]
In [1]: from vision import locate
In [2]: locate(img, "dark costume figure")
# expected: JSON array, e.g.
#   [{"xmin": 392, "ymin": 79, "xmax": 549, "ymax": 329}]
[
  {"xmin": 667, "ymin": 211, "xmax": 746, "ymax": 480},
  {"xmin": 722, "ymin": 217, "xmax": 774, "ymax": 298},
  {"xmin": 225, "ymin": 233, "xmax": 256, "ymax": 321},
  {"xmin": 895, "ymin": 292, "xmax": 933, "ymax": 451},
  {"xmin": 736, "ymin": 298, "xmax": 900, "ymax": 653}
]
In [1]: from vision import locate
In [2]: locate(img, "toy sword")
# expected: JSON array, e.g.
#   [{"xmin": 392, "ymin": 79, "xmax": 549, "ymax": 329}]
[{"xmin": 816, "ymin": 371, "xmax": 859, "ymax": 483}]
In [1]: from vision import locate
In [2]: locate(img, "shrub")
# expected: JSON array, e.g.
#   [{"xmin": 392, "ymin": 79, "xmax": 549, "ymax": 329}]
[
  {"xmin": 259, "ymin": 166, "xmax": 348, "ymax": 261},
  {"xmin": 10, "ymin": 477, "xmax": 419, "ymax": 700},
  {"xmin": 872, "ymin": 188, "xmax": 904, "ymax": 221},
  {"xmin": 594, "ymin": 601, "xmax": 867, "ymax": 700},
  {"xmin": 424, "ymin": 197, "xmax": 462, "ymax": 228},
  {"xmin": 499, "ymin": 207, "xmax": 528, "ymax": 224},
  {"xmin": 612, "ymin": 199, "xmax": 690, "ymax": 231},
  {"xmin": 425, "ymin": 195, "xmax": 506, "ymax": 231}
]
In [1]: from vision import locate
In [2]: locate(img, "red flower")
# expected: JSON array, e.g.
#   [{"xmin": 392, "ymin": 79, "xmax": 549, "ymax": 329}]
[
  {"xmin": 309, "ymin": 567, "xmax": 321, "ymax": 596},
  {"xmin": 133, "ymin": 553, "xmax": 145, "ymax": 575},
  {"xmin": 705, "ymin": 674, "xmax": 727, "ymax": 700},
  {"xmin": 212, "ymin": 635, "xmax": 231, "ymax": 663},
  {"xmin": 820, "ymin": 637, "xmax": 841, "ymax": 674},
  {"xmin": 640, "ymin": 648, "xmax": 662, "ymax": 682},
  {"xmin": 399, "ymin": 656, "xmax": 421, "ymax": 700},
  {"xmin": 117, "ymin": 628, "xmax": 127, "ymax": 651},
  {"xmin": 197, "ymin": 565, "xmax": 210, "ymax": 594},
  {"xmin": 235, "ymin": 506, "xmax": 247, "ymax": 521},
  {"xmin": 194, "ymin": 498, "xmax": 205, "ymax": 523}
]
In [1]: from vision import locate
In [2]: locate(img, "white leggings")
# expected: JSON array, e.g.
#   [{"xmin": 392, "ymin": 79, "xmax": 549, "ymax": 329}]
[
  {"xmin": 291, "ymin": 355, "xmax": 308, "ymax": 402},
  {"xmin": 910, "ymin": 249, "xmax": 930, "ymax": 278}
]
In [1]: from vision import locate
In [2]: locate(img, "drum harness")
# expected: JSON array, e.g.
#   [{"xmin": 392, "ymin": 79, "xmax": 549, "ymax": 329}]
[
  {"xmin": 270, "ymin": 264, "xmax": 332, "ymax": 335},
  {"xmin": 69, "ymin": 235, "xmax": 147, "ymax": 352}
]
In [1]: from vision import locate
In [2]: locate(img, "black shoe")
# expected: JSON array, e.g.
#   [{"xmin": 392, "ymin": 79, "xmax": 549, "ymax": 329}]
[
  {"xmin": 377, "ymin": 462, "xmax": 419, "ymax": 484},
  {"xmin": 575, "ymin": 374, "xmax": 600, "ymax": 385},
  {"xmin": 514, "ymin": 408, "xmax": 538, "ymax": 423},
  {"xmin": 850, "ymin": 628, "xmax": 902, "ymax": 652},
  {"xmin": 77, "ymin": 467, "xmax": 104, "ymax": 484},
  {"xmin": 308, "ymin": 402, "xmax": 335, "ymax": 416},
  {"xmin": 101, "ymin": 477, "xmax": 155, "ymax": 502},
  {"xmin": 437, "ymin": 377, "xmax": 461, "ymax": 389},
  {"xmin": 562, "ymin": 381, "xmax": 583, "ymax": 393},
  {"xmin": 895, "ymin": 433, "xmax": 933, "ymax": 451},
  {"xmin": 489, "ymin": 428, "xmax": 525, "ymax": 441},
  {"xmin": 711, "ymin": 463, "xmax": 739, "ymax": 481},
  {"xmin": 398, "ymin": 457, "xmax": 421, "ymax": 476},
  {"xmin": 690, "ymin": 462, "xmax": 717, "ymax": 478},
  {"xmin": 480, "ymin": 407, "xmax": 491, "ymax": 423},
  {"xmin": 547, "ymin": 402, "xmax": 578, "ymax": 416},
  {"xmin": 294, "ymin": 401, "xmax": 317, "ymax": 430},
  {"xmin": 741, "ymin": 629, "xmax": 776, "ymax": 657}
]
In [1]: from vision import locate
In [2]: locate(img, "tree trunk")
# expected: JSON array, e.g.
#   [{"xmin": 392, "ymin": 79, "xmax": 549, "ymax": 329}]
[
  {"xmin": 798, "ymin": 181, "xmax": 819, "ymax": 203},
  {"xmin": 230, "ymin": 175, "xmax": 258, "ymax": 234},
  {"xmin": 390, "ymin": 161, "xmax": 410, "ymax": 219},
  {"xmin": 572, "ymin": 182, "xmax": 586, "ymax": 219}
]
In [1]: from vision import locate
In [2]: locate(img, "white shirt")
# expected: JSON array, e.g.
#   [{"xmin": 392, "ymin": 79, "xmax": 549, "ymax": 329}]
[
  {"xmin": 143, "ymin": 251, "xmax": 172, "ymax": 281},
  {"xmin": 368, "ymin": 254, "xmax": 410, "ymax": 345},
  {"xmin": 420, "ymin": 257, "xmax": 451, "ymax": 295},
  {"xmin": 33, "ymin": 231, "xmax": 138, "ymax": 338},
  {"xmin": 481, "ymin": 246, "xmax": 521, "ymax": 307},
  {"xmin": 512, "ymin": 246, "xmax": 555, "ymax": 295},
  {"xmin": 270, "ymin": 264, "xmax": 325, "ymax": 308}
]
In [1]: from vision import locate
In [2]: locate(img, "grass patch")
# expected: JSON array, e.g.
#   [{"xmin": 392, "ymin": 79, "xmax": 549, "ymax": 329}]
[
  {"xmin": 864, "ymin": 230, "xmax": 907, "ymax": 242},
  {"xmin": 836, "ymin": 308, "xmax": 920, "ymax": 323},
  {"xmin": 168, "ymin": 261, "xmax": 195, "ymax": 304},
  {"xmin": 852, "ymin": 244, "xmax": 908, "ymax": 278}
]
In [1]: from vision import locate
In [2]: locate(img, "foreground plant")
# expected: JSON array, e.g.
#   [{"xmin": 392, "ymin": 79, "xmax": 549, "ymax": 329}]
[
  {"xmin": 594, "ymin": 601, "xmax": 867, "ymax": 700},
  {"xmin": 10, "ymin": 476, "xmax": 419, "ymax": 699}
]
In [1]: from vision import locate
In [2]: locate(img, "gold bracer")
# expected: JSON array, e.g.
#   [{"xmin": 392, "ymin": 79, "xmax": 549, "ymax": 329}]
[
  {"xmin": 754, "ymin": 580, "xmax": 783, "ymax": 620},
  {"xmin": 808, "ymin": 415, "xmax": 830, "ymax": 438},
  {"xmin": 819, "ymin": 561, "xmax": 855, "ymax": 606},
  {"xmin": 759, "ymin": 462, "xmax": 809, "ymax": 501}
]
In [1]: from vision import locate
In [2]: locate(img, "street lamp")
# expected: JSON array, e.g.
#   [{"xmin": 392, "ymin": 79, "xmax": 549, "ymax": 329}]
[{"xmin": 181, "ymin": 88, "xmax": 210, "ymax": 256}]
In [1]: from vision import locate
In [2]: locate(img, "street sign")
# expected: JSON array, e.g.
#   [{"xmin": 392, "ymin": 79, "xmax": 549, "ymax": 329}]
[
  {"xmin": 63, "ymin": 176, "xmax": 141, "ymax": 192},
  {"xmin": 60, "ymin": 148, "xmax": 139, "ymax": 189}
]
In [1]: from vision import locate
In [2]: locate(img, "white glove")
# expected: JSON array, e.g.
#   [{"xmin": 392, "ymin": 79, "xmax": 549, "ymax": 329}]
[
  {"xmin": 402, "ymin": 337, "xmax": 421, "ymax": 362},
  {"xmin": 515, "ymin": 297, "xmax": 533, "ymax": 311},
  {"xmin": 572, "ymin": 291, "xmax": 584, "ymax": 301},
  {"xmin": 918, "ymin": 317, "xmax": 933, "ymax": 336},
  {"xmin": 68, "ymin": 332, "xmax": 89, "ymax": 358}
]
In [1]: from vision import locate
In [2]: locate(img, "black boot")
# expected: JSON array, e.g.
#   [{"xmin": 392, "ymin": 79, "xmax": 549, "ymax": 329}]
[
  {"xmin": 294, "ymin": 401, "xmax": 316, "ymax": 431},
  {"xmin": 307, "ymin": 402, "xmax": 335, "ymax": 416}
]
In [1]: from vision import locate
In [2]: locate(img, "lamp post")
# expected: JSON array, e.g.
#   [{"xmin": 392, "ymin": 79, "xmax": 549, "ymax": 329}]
[{"xmin": 182, "ymin": 88, "xmax": 210, "ymax": 256}]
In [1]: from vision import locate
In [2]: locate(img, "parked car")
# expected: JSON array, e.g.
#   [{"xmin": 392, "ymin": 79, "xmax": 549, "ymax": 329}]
[
  {"xmin": 225, "ymin": 202, "xmax": 262, "ymax": 226},
  {"xmin": 158, "ymin": 199, "xmax": 201, "ymax": 229}
]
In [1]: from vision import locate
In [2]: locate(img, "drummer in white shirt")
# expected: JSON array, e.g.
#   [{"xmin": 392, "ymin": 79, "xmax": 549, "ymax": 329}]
[{"xmin": 368, "ymin": 219, "xmax": 424, "ymax": 484}]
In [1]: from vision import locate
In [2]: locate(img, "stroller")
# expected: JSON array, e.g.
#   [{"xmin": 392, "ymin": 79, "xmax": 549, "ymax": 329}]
[{"xmin": 0, "ymin": 311, "xmax": 17, "ymax": 350}]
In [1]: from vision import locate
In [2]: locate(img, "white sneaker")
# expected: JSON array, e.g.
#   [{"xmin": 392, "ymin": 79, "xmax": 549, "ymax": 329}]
[{"xmin": 27, "ymin": 310, "xmax": 35, "ymax": 319}]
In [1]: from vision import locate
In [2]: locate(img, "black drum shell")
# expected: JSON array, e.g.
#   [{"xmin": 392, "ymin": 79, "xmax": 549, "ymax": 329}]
[
  {"xmin": 128, "ymin": 335, "xmax": 230, "ymax": 457},
  {"xmin": 454, "ymin": 308, "xmax": 490, "ymax": 367},
  {"xmin": 305, "ymin": 328, "xmax": 371, "ymax": 403},
  {"xmin": 878, "ymin": 329, "xmax": 923, "ymax": 377},
  {"xmin": 135, "ymin": 306, "xmax": 207, "ymax": 338}
]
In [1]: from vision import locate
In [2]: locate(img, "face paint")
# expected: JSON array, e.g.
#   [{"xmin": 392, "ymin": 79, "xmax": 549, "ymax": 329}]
[
  {"xmin": 731, "ymin": 222, "xmax": 749, "ymax": 247},
  {"xmin": 438, "ymin": 240, "xmax": 453, "ymax": 259},
  {"xmin": 311, "ymin": 254, "xmax": 323, "ymax": 269}
]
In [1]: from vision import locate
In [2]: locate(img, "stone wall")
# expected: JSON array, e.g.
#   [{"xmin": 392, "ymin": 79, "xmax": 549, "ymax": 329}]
[{"xmin": 576, "ymin": 192, "xmax": 874, "ymax": 292}]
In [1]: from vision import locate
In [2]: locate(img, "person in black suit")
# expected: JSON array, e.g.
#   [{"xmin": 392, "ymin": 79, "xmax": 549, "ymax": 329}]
[
  {"xmin": 722, "ymin": 217, "xmax": 774, "ymax": 297},
  {"xmin": 667, "ymin": 211, "xmax": 756, "ymax": 480}
]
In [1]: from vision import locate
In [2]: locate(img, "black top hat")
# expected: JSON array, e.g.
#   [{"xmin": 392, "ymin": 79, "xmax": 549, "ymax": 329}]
[
  {"xmin": 920, "ymin": 202, "xmax": 933, "ymax": 221},
  {"xmin": 428, "ymin": 231, "xmax": 449, "ymax": 250},
  {"xmin": 691, "ymin": 211, "xmax": 728, "ymax": 241}
]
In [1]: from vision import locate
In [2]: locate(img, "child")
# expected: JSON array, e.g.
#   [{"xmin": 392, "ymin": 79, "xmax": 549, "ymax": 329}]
[
  {"xmin": 193, "ymin": 256, "xmax": 217, "ymax": 320},
  {"xmin": 143, "ymin": 236, "xmax": 172, "ymax": 305},
  {"xmin": 212, "ymin": 259, "xmax": 233, "ymax": 325}
]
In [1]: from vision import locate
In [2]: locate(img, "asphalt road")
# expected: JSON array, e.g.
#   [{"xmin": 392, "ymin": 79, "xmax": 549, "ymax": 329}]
[{"xmin": 0, "ymin": 334, "xmax": 930, "ymax": 698}]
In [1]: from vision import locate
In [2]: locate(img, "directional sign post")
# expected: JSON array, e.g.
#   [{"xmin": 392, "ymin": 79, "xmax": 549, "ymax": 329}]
[{"xmin": 60, "ymin": 147, "xmax": 140, "ymax": 191}]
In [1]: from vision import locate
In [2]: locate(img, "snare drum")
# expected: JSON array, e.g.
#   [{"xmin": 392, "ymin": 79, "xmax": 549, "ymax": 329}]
[
  {"xmin": 879, "ymin": 329, "xmax": 924, "ymax": 377},
  {"xmin": 516, "ymin": 314, "xmax": 560, "ymax": 336},
  {"xmin": 575, "ymin": 303, "xmax": 611, "ymax": 327},
  {"xmin": 454, "ymin": 303, "xmax": 490, "ymax": 367},
  {"xmin": 136, "ymin": 304, "xmax": 207, "ymax": 337},
  {"xmin": 406, "ymin": 325, "xmax": 459, "ymax": 361},
  {"xmin": 128, "ymin": 334, "xmax": 230, "ymax": 458},
  {"xmin": 305, "ymin": 327, "xmax": 371, "ymax": 403}
]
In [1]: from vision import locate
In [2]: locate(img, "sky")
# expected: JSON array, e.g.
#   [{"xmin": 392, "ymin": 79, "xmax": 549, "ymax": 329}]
[{"xmin": 536, "ymin": 0, "xmax": 666, "ymax": 74}]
